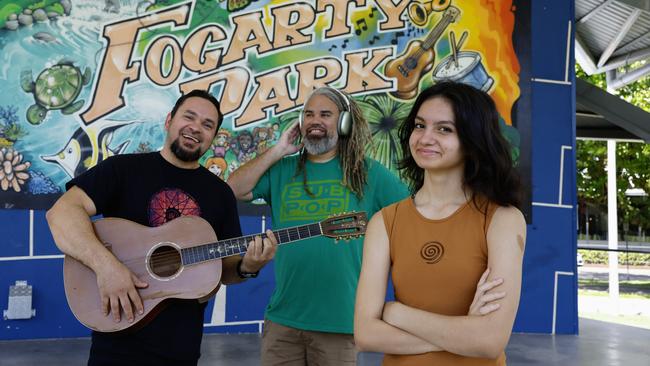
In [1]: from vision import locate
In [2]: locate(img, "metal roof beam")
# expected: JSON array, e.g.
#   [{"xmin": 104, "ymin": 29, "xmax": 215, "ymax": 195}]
[
  {"xmin": 616, "ymin": 0, "xmax": 650, "ymax": 12},
  {"xmin": 596, "ymin": 9, "xmax": 642, "ymax": 67},
  {"xmin": 577, "ymin": 0, "xmax": 616, "ymax": 23},
  {"xmin": 576, "ymin": 33, "xmax": 599, "ymax": 74},
  {"xmin": 576, "ymin": 78, "xmax": 650, "ymax": 142},
  {"xmin": 599, "ymin": 46, "xmax": 650, "ymax": 72},
  {"xmin": 606, "ymin": 61, "xmax": 650, "ymax": 89},
  {"xmin": 616, "ymin": 31, "xmax": 650, "ymax": 53}
]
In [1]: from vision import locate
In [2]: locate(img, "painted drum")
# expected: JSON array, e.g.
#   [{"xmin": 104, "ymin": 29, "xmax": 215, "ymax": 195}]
[{"xmin": 432, "ymin": 51, "xmax": 494, "ymax": 92}]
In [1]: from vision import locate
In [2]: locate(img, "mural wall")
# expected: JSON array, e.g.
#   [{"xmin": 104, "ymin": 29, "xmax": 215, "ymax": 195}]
[
  {"xmin": 1, "ymin": 0, "xmax": 583, "ymax": 341},
  {"xmin": 0, "ymin": 0, "xmax": 527, "ymax": 210}
]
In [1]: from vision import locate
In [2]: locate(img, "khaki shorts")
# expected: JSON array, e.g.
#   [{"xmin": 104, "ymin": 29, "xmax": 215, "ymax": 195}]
[{"xmin": 261, "ymin": 319, "xmax": 357, "ymax": 366}]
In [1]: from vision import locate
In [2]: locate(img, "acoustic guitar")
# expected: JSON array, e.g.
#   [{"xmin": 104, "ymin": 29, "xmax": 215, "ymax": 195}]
[
  {"xmin": 384, "ymin": 6, "xmax": 460, "ymax": 99},
  {"xmin": 64, "ymin": 212, "xmax": 368, "ymax": 332}
]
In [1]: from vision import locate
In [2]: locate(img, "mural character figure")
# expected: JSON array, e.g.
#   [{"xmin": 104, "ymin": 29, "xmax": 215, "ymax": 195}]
[
  {"xmin": 21, "ymin": 61, "xmax": 92, "ymax": 125},
  {"xmin": 205, "ymin": 156, "xmax": 227, "ymax": 180},
  {"xmin": 230, "ymin": 130, "xmax": 256, "ymax": 164},
  {"xmin": 253, "ymin": 126, "xmax": 273, "ymax": 155},
  {"xmin": 227, "ymin": 160, "xmax": 240, "ymax": 175},
  {"xmin": 271, "ymin": 122, "xmax": 280, "ymax": 143},
  {"xmin": 227, "ymin": 87, "xmax": 410, "ymax": 365},
  {"xmin": 211, "ymin": 129, "xmax": 231, "ymax": 158},
  {"xmin": 46, "ymin": 90, "xmax": 278, "ymax": 365},
  {"xmin": 354, "ymin": 82, "xmax": 526, "ymax": 365}
]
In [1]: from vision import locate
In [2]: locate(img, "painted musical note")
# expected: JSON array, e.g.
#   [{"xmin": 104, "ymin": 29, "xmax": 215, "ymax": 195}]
[
  {"xmin": 369, "ymin": 35, "xmax": 381, "ymax": 45},
  {"xmin": 355, "ymin": 19, "xmax": 368, "ymax": 36},
  {"xmin": 391, "ymin": 31, "xmax": 405, "ymax": 45},
  {"xmin": 329, "ymin": 40, "xmax": 349, "ymax": 52}
]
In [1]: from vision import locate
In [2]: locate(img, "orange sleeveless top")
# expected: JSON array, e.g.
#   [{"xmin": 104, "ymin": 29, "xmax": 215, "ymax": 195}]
[{"xmin": 381, "ymin": 197, "xmax": 506, "ymax": 366}]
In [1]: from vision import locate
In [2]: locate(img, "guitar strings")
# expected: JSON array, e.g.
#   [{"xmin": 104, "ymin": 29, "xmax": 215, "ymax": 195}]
[{"xmin": 113, "ymin": 226, "xmax": 322, "ymax": 268}]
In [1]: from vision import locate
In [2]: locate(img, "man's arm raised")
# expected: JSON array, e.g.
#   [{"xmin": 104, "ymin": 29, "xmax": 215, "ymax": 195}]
[{"xmin": 227, "ymin": 122, "xmax": 301, "ymax": 201}]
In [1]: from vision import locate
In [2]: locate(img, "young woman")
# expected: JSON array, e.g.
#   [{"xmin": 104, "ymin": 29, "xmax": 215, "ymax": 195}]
[{"xmin": 354, "ymin": 81, "xmax": 526, "ymax": 365}]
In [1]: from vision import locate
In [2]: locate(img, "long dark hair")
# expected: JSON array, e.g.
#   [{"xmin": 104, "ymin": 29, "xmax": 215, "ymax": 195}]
[{"xmin": 397, "ymin": 81, "xmax": 522, "ymax": 208}]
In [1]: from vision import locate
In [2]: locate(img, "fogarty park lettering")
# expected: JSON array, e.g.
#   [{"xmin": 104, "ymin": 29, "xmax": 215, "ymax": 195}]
[{"xmin": 82, "ymin": 0, "xmax": 414, "ymax": 127}]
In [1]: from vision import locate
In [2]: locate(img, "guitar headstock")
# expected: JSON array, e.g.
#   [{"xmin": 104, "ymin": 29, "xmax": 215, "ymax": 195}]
[
  {"xmin": 445, "ymin": 5, "xmax": 460, "ymax": 23},
  {"xmin": 320, "ymin": 211, "xmax": 368, "ymax": 241}
]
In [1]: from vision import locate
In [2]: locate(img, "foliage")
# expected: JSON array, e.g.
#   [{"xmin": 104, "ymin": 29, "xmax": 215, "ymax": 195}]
[
  {"xmin": 614, "ymin": 60, "xmax": 650, "ymax": 112},
  {"xmin": 0, "ymin": 3, "xmax": 21, "ymax": 29},
  {"xmin": 579, "ymin": 249, "xmax": 650, "ymax": 266},
  {"xmin": 576, "ymin": 63, "xmax": 650, "ymax": 112},
  {"xmin": 576, "ymin": 65, "xmax": 650, "ymax": 236},
  {"xmin": 0, "ymin": 105, "xmax": 26, "ymax": 143},
  {"xmin": 0, "ymin": 0, "xmax": 61, "ymax": 28},
  {"xmin": 358, "ymin": 94, "xmax": 411, "ymax": 172},
  {"xmin": 44, "ymin": 2, "xmax": 63, "ymax": 15},
  {"xmin": 577, "ymin": 139, "xmax": 650, "ymax": 224}
]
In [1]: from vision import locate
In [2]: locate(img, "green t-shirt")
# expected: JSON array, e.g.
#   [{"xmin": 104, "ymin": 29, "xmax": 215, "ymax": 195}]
[{"xmin": 252, "ymin": 155, "xmax": 409, "ymax": 333}]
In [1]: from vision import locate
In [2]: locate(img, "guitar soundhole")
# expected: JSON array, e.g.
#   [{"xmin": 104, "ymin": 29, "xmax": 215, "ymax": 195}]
[
  {"xmin": 149, "ymin": 245, "xmax": 182, "ymax": 278},
  {"xmin": 405, "ymin": 57, "xmax": 417, "ymax": 70}
]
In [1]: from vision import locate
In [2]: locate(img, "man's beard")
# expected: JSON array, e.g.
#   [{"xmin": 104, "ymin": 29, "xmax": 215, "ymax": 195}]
[
  {"xmin": 171, "ymin": 139, "xmax": 203, "ymax": 162},
  {"xmin": 303, "ymin": 133, "xmax": 338, "ymax": 155}
]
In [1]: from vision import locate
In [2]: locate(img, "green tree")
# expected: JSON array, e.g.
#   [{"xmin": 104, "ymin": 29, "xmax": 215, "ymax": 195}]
[{"xmin": 576, "ymin": 65, "xmax": 650, "ymax": 240}]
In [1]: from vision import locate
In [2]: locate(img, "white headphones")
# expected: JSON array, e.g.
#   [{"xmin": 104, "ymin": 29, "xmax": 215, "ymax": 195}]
[{"xmin": 299, "ymin": 87, "xmax": 353, "ymax": 137}]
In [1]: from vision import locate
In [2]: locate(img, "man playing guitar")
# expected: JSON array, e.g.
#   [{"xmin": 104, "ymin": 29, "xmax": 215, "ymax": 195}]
[{"xmin": 46, "ymin": 90, "xmax": 278, "ymax": 366}]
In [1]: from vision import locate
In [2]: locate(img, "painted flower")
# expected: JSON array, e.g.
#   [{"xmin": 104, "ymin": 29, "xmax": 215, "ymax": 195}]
[
  {"xmin": 0, "ymin": 148, "xmax": 31, "ymax": 192},
  {"xmin": 357, "ymin": 94, "xmax": 412, "ymax": 172}
]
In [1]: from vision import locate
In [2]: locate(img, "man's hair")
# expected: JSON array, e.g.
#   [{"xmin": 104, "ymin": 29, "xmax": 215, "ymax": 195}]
[
  {"xmin": 296, "ymin": 86, "xmax": 371, "ymax": 199},
  {"xmin": 171, "ymin": 89, "xmax": 224, "ymax": 130},
  {"xmin": 397, "ymin": 81, "xmax": 522, "ymax": 208}
]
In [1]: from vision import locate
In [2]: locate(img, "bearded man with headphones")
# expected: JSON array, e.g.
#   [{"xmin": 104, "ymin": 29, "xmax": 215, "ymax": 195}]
[{"xmin": 228, "ymin": 86, "xmax": 409, "ymax": 365}]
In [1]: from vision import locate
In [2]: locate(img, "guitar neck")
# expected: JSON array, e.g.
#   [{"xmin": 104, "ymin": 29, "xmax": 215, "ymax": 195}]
[
  {"xmin": 421, "ymin": 7, "xmax": 458, "ymax": 50},
  {"xmin": 180, "ymin": 222, "xmax": 323, "ymax": 265}
]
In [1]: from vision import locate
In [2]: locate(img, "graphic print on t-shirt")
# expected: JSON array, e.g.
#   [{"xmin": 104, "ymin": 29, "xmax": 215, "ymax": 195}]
[
  {"xmin": 148, "ymin": 188, "xmax": 202, "ymax": 227},
  {"xmin": 279, "ymin": 179, "xmax": 350, "ymax": 222},
  {"xmin": 420, "ymin": 241, "xmax": 445, "ymax": 264}
]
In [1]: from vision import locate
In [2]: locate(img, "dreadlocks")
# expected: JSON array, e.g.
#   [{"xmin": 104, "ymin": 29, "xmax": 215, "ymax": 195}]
[{"xmin": 295, "ymin": 87, "xmax": 371, "ymax": 199}]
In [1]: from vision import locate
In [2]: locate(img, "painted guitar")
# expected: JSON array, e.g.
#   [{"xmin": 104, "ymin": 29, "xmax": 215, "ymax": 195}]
[
  {"xmin": 63, "ymin": 212, "xmax": 368, "ymax": 332},
  {"xmin": 385, "ymin": 6, "xmax": 460, "ymax": 99}
]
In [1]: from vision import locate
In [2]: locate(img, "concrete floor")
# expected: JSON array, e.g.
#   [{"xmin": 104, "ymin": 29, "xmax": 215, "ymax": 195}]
[{"xmin": 1, "ymin": 318, "xmax": 649, "ymax": 365}]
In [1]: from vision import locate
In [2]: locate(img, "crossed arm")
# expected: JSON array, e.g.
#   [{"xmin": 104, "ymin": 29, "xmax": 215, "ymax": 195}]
[{"xmin": 354, "ymin": 206, "xmax": 526, "ymax": 358}]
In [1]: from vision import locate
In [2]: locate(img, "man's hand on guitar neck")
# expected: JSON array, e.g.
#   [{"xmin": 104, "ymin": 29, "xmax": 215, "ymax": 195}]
[
  {"xmin": 243, "ymin": 230, "xmax": 278, "ymax": 273},
  {"xmin": 223, "ymin": 230, "xmax": 278, "ymax": 284},
  {"xmin": 96, "ymin": 257, "xmax": 149, "ymax": 323}
]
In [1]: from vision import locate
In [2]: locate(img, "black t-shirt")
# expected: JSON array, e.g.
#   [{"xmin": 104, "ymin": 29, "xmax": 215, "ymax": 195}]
[{"xmin": 67, "ymin": 152, "xmax": 242, "ymax": 364}]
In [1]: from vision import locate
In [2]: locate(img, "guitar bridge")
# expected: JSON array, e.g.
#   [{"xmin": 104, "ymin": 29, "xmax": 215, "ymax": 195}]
[{"xmin": 397, "ymin": 65, "xmax": 409, "ymax": 77}]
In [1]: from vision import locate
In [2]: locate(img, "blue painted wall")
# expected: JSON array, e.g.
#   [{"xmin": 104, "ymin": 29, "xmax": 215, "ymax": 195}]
[
  {"xmin": 519, "ymin": 0, "xmax": 578, "ymax": 335},
  {"xmin": 0, "ymin": 0, "xmax": 578, "ymax": 339}
]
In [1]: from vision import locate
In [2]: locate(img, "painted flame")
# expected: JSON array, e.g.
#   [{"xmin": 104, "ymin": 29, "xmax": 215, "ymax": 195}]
[{"xmin": 448, "ymin": 0, "xmax": 520, "ymax": 125}]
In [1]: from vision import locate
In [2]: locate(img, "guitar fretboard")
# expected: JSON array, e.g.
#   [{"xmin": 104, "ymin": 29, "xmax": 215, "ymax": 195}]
[
  {"xmin": 180, "ymin": 223, "xmax": 322, "ymax": 265},
  {"xmin": 422, "ymin": 7, "xmax": 459, "ymax": 50}
]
